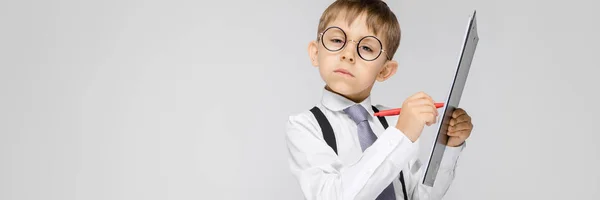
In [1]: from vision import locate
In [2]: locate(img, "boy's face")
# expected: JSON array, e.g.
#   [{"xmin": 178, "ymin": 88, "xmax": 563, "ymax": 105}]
[{"xmin": 308, "ymin": 13, "xmax": 398, "ymax": 101}]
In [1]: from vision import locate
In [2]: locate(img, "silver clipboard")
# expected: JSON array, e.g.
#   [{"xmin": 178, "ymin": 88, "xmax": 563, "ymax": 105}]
[{"xmin": 422, "ymin": 10, "xmax": 479, "ymax": 187}]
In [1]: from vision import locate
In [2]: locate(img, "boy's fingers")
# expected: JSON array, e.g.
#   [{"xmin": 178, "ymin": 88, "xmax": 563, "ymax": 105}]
[
  {"xmin": 417, "ymin": 106, "xmax": 438, "ymax": 117},
  {"xmin": 449, "ymin": 118, "xmax": 457, "ymax": 126},
  {"xmin": 455, "ymin": 114, "xmax": 471, "ymax": 124},
  {"xmin": 448, "ymin": 122, "xmax": 473, "ymax": 132},
  {"xmin": 409, "ymin": 98, "xmax": 436, "ymax": 112},
  {"xmin": 410, "ymin": 92, "xmax": 434, "ymax": 103},
  {"xmin": 452, "ymin": 108, "xmax": 467, "ymax": 118},
  {"xmin": 409, "ymin": 99, "xmax": 434, "ymax": 107},
  {"xmin": 447, "ymin": 130, "xmax": 458, "ymax": 136},
  {"xmin": 420, "ymin": 92, "xmax": 434, "ymax": 103},
  {"xmin": 448, "ymin": 130, "xmax": 469, "ymax": 137},
  {"xmin": 423, "ymin": 113, "xmax": 436, "ymax": 125},
  {"xmin": 420, "ymin": 112, "xmax": 436, "ymax": 123},
  {"xmin": 449, "ymin": 116, "xmax": 468, "ymax": 126}
]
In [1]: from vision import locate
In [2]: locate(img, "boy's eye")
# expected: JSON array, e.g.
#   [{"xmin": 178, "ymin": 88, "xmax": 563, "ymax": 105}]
[
  {"xmin": 360, "ymin": 46, "xmax": 373, "ymax": 52},
  {"xmin": 330, "ymin": 39, "xmax": 344, "ymax": 44}
]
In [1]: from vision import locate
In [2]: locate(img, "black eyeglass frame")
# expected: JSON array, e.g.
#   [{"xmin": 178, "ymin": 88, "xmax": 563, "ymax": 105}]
[{"xmin": 317, "ymin": 26, "xmax": 391, "ymax": 61}]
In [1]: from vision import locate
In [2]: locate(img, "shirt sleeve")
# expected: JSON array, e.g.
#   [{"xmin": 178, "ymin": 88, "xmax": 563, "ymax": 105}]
[
  {"xmin": 285, "ymin": 113, "xmax": 419, "ymax": 200},
  {"xmin": 405, "ymin": 142, "xmax": 466, "ymax": 200}
]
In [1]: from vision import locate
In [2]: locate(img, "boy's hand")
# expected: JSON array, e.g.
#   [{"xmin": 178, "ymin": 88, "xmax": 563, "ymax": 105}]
[
  {"xmin": 447, "ymin": 108, "xmax": 473, "ymax": 147},
  {"xmin": 395, "ymin": 92, "xmax": 438, "ymax": 142}
]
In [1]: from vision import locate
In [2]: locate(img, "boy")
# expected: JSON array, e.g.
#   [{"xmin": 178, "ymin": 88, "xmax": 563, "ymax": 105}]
[{"xmin": 285, "ymin": 0, "xmax": 473, "ymax": 199}]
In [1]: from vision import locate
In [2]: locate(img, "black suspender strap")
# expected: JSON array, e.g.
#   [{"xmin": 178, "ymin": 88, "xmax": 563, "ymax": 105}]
[
  {"xmin": 310, "ymin": 105, "xmax": 409, "ymax": 200},
  {"xmin": 371, "ymin": 106, "xmax": 389, "ymax": 129},
  {"xmin": 399, "ymin": 171, "xmax": 408, "ymax": 200},
  {"xmin": 310, "ymin": 106, "xmax": 337, "ymax": 155}
]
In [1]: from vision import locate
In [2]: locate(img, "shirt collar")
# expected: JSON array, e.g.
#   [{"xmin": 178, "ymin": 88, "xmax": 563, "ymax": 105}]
[{"xmin": 321, "ymin": 86, "xmax": 375, "ymax": 117}]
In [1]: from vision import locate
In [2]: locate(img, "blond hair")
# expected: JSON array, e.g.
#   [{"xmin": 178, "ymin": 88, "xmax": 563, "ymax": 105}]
[{"xmin": 317, "ymin": 0, "xmax": 401, "ymax": 59}]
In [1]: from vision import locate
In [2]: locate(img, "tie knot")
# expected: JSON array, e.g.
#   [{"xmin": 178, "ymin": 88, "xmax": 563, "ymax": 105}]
[{"xmin": 343, "ymin": 104, "xmax": 370, "ymax": 124}]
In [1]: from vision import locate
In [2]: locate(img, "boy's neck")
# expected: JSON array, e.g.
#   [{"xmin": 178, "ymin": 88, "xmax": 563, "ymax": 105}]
[{"xmin": 325, "ymin": 85, "xmax": 373, "ymax": 104}]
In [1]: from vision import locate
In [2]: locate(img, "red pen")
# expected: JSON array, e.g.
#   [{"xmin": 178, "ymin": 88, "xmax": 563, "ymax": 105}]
[{"xmin": 374, "ymin": 103, "xmax": 445, "ymax": 117}]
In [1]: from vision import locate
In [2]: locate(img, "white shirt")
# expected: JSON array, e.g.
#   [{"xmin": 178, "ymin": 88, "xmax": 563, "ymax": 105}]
[{"xmin": 285, "ymin": 87, "xmax": 465, "ymax": 200}]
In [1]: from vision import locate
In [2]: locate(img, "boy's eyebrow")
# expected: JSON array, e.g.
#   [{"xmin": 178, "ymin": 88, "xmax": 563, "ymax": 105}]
[{"xmin": 325, "ymin": 26, "xmax": 379, "ymax": 39}]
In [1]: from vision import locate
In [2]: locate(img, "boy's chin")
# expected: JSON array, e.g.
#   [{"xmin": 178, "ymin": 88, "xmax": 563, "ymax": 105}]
[{"xmin": 326, "ymin": 82, "xmax": 365, "ymax": 97}]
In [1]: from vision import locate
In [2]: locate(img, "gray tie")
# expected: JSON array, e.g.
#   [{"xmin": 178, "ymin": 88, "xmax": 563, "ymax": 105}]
[{"xmin": 344, "ymin": 104, "xmax": 397, "ymax": 200}]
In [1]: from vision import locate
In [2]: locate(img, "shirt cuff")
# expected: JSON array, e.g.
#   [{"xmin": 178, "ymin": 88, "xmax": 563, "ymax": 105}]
[{"xmin": 439, "ymin": 142, "xmax": 466, "ymax": 169}]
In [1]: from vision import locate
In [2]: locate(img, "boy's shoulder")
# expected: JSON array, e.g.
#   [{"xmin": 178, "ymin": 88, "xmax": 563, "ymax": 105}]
[
  {"xmin": 286, "ymin": 103, "xmax": 329, "ymax": 128},
  {"xmin": 285, "ymin": 104, "xmax": 327, "ymax": 140}
]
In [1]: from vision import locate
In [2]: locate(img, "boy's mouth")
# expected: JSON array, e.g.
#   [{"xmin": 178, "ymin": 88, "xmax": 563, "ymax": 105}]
[{"xmin": 334, "ymin": 69, "xmax": 354, "ymax": 77}]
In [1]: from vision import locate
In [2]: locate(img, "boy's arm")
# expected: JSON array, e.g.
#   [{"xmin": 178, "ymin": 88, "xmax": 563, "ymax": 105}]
[
  {"xmin": 286, "ymin": 113, "xmax": 419, "ymax": 200},
  {"xmin": 407, "ymin": 143, "xmax": 465, "ymax": 199}
]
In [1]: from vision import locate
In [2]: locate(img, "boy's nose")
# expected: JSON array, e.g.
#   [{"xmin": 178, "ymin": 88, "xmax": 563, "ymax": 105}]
[
  {"xmin": 340, "ymin": 47, "xmax": 356, "ymax": 63},
  {"xmin": 341, "ymin": 55, "xmax": 354, "ymax": 63}
]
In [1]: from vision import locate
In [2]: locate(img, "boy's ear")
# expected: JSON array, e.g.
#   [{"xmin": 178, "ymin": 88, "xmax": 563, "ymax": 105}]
[
  {"xmin": 308, "ymin": 41, "xmax": 319, "ymax": 67},
  {"xmin": 376, "ymin": 60, "xmax": 398, "ymax": 82}
]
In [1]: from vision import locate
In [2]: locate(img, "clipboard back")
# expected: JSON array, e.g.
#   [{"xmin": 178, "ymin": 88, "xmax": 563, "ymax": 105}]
[{"xmin": 422, "ymin": 10, "xmax": 479, "ymax": 187}]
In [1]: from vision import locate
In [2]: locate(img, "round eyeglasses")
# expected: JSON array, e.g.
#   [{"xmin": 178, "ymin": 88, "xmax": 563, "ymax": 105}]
[{"xmin": 318, "ymin": 26, "xmax": 390, "ymax": 61}]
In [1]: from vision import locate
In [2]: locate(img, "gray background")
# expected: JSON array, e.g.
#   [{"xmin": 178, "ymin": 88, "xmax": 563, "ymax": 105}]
[{"xmin": 1, "ymin": 0, "xmax": 598, "ymax": 199}]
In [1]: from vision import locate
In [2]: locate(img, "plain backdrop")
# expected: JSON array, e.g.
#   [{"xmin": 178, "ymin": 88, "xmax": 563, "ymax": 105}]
[{"xmin": 1, "ymin": 0, "xmax": 599, "ymax": 199}]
